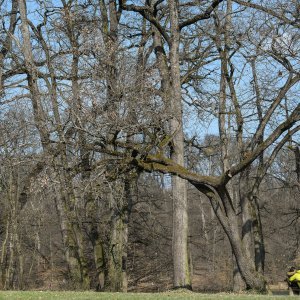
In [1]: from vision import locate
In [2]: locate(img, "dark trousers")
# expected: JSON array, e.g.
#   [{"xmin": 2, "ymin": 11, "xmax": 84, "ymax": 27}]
[{"xmin": 289, "ymin": 281, "xmax": 300, "ymax": 295}]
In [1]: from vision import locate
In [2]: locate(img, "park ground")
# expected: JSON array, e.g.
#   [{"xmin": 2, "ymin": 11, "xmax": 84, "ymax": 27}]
[{"xmin": 0, "ymin": 291, "xmax": 292, "ymax": 300}]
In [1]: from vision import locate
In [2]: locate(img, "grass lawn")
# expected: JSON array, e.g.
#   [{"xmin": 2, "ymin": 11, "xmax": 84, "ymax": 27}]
[{"xmin": 0, "ymin": 291, "xmax": 292, "ymax": 300}]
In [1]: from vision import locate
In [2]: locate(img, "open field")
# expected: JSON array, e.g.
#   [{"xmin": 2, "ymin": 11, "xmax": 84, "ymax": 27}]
[{"xmin": 0, "ymin": 291, "xmax": 292, "ymax": 300}]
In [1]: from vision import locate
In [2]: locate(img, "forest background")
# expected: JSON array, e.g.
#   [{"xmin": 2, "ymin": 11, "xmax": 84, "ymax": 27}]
[{"xmin": 0, "ymin": 0, "xmax": 299, "ymax": 294}]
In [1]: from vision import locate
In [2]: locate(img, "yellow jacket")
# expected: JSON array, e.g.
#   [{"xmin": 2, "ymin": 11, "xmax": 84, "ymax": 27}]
[{"xmin": 289, "ymin": 270, "xmax": 300, "ymax": 287}]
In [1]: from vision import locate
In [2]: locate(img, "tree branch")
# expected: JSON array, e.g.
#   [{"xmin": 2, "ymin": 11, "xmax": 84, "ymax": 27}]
[
  {"xmin": 134, "ymin": 154, "xmax": 220, "ymax": 186},
  {"xmin": 223, "ymin": 104, "xmax": 300, "ymax": 183},
  {"xmin": 120, "ymin": 0, "xmax": 170, "ymax": 45},
  {"xmin": 179, "ymin": 0, "xmax": 224, "ymax": 30},
  {"xmin": 233, "ymin": 0, "xmax": 300, "ymax": 29}
]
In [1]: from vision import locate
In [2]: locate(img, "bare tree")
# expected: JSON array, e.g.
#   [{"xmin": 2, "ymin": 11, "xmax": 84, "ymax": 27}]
[
  {"xmin": 118, "ymin": 0, "xmax": 300, "ymax": 292},
  {"xmin": 1, "ymin": 0, "xmax": 299, "ymax": 293}
]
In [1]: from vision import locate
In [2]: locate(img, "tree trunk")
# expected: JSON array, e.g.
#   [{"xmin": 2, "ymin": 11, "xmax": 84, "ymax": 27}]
[
  {"xmin": 240, "ymin": 173, "xmax": 266, "ymax": 274},
  {"xmin": 252, "ymin": 195, "xmax": 265, "ymax": 273},
  {"xmin": 201, "ymin": 185, "xmax": 266, "ymax": 292},
  {"xmin": 104, "ymin": 177, "xmax": 135, "ymax": 292},
  {"xmin": 232, "ymin": 255, "xmax": 246, "ymax": 292},
  {"xmin": 105, "ymin": 214, "xmax": 128, "ymax": 292},
  {"xmin": 168, "ymin": 0, "xmax": 191, "ymax": 289},
  {"xmin": 51, "ymin": 166, "xmax": 90, "ymax": 289},
  {"xmin": 98, "ymin": 0, "xmax": 132, "ymax": 291},
  {"xmin": 91, "ymin": 227, "xmax": 105, "ymax": 290},
  {"xmin": 239, "ymin": 171, "xmax": 254, "ymax": 263}
]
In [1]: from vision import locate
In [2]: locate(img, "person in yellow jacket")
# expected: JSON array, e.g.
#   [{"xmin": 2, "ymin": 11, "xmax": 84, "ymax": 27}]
[{"xmin": 287, "ymin": 267, "xmax": 300, "ymax": 295}]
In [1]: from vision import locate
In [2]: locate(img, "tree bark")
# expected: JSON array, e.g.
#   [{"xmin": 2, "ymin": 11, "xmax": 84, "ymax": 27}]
[
  {"xmin": 168, "ymin": 0, "xmax": 191, "ymax": 289},
  {"xmin": 104, "ymin": 177, "xmax": 135, "ymax": 292},
  {"xmin": 200, "ymin": 185, "xmax": 266, "ymax": 292}
]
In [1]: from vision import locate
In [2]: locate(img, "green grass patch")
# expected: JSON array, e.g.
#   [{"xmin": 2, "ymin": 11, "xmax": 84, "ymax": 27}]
[{"xmin": 0, "ymin": 291, "xmax": 292, "ymax": 300}]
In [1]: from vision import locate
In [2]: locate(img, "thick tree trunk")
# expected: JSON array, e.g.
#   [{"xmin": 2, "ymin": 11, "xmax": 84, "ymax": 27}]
[
  {"xmin": 239, "ymin": 171, "xmax": 254, "ymax": 262},
  {"xmin": 84, "ymin": 189, "xmax": 105, "ymax": 290},
  {"xmin": 172, "ymin": 175, "xmax": 190, "ymax": 289},
  {"xmin": 215, "ymin": 1, "xmax": 247, "ymax": 289},
  {"xmin": 228, "ymin": 227, "xmax": 265, "ymax": 291},
  {"xmin": 98, "ymin": 0, "xmax": 130, "ymax": 291},
  {"xmin": 232, "ymin": 255, "xmax": 246, "ymax": 292},
  {"xmin": 151, "ymin": 11, "xmax": 191, "ymax": 287},
  {"xmin": 104, "ymin": 178, "xmax": 134, "ymax": 292},
  {"xmin": 201, "ymin": 185, "xmax": 266, "ymax": 292},
  {"xmin": 91, "ymin": 228, "xmax": 105, "ymax": 290},
  {"xmin": 168, "ymin": 0, "xmax": 191, "ymax": 289},
  {"xmin": 53, "ymin": 169, "xmax": 90, "ymax": 289},
  {"xmin": 239, "ymin": 169, "xmax": 266, "ymax": 274},
  {"xmin": 105, "ymin": 215, "xmax": 128, "ymax": 292}
]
